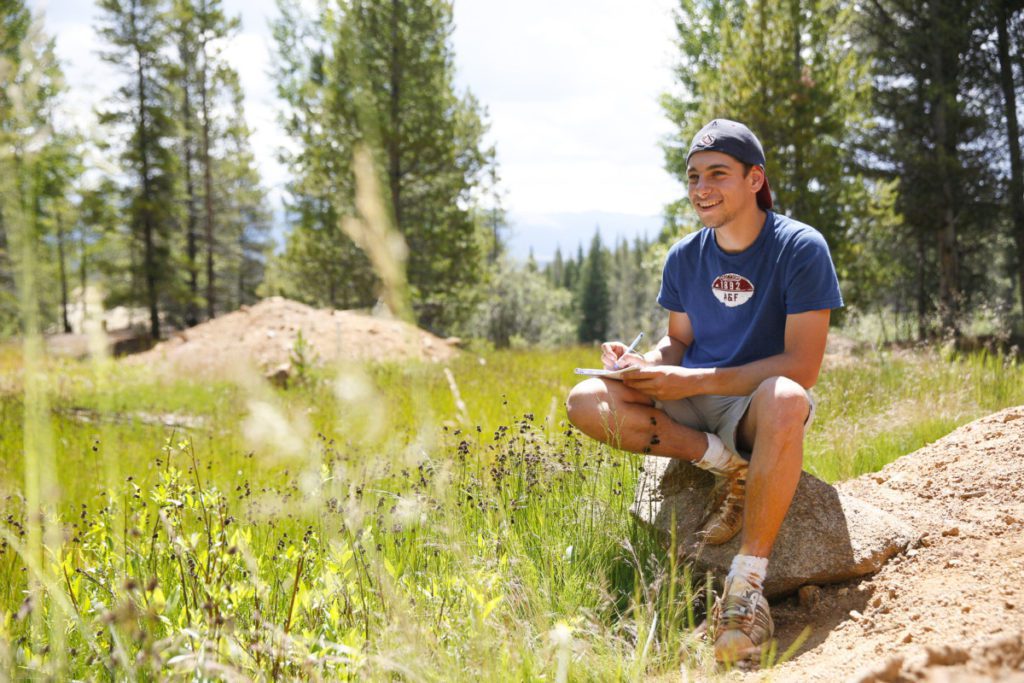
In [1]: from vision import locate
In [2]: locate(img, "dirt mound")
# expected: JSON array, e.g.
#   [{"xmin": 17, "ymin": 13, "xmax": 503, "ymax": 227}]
[
  {"xmin": 124, "ymin": 297, "xmax": 457, "ymax": 376},
  {"xmin": 742, "ymin": 406, "xmax": 1024, "ymax": 681}
]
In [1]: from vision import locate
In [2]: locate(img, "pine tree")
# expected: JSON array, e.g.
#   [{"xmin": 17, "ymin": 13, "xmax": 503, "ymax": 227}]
[
  {"xmin": 577, "ymin": 231, "xmax": 610, "ymax": 343},
  {"xmin": 660, "ymin": 0, "xmax": 746, "ymax": 183},
  {"xmin": 0, "ymin": 1, "xmax": 67, "ymax": 334},
  {"xmin": 548, "ymin": 246, "xmax": 565, "ymax": 288},
  {"xmin": 168, "ymin": 0, "xmax": 244, "ymax": 322},
  {"xmin": 271, "ymin": 0, "xmax": 492, "ymax": 333},
  {"xmin": 270, "ymin": 0, "xmax": 379, "ymax": 310},
  {"xmin": 989, "ymin": 0, "xmax": 1024, "ymax": 321},
  {"xmin": 36, "ymin": 130, "xmax": 84, "ymax": 333},
  {"xmin": 170, "ymin": 0, "xmax": 201, "ymax": 324},
  {"xmin": 215, "ymin": 72, "xmax": 273, "ymax": 309},
  {"xmin": 97, "ymin": 0, "xmax": 180, "ymax": 339},
  {"xmin": 862, "ymin": 0, "xmax": 1001, "ymax": 337},
  {"xmin": 662, "ymin": 0, "xmax": 902, "ymax": 320},
  {"xmin": 76, "ymin": 178, "xmax": 120, "ymax": 324}
]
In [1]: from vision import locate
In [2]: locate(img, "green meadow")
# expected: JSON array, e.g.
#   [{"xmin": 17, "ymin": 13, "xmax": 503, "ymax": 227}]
[{"xmin": 0, "ymin": 342, "xmax": 1022, "ymax": 680}]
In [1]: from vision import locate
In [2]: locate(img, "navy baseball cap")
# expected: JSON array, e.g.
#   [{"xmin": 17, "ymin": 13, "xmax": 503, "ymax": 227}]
[{"xmin": 686, "ymin": 119, "xmax": 773, "ymax": 210}]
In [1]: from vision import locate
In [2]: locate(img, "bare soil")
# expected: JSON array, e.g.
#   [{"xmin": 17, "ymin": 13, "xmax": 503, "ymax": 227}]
[
  {"xmin": 728, "ymin": 405, "xmax": 1024, "ymax": 682},
  {"xmin": 123, "ymin": 297, "xmax": 458, "ymax": 376}
]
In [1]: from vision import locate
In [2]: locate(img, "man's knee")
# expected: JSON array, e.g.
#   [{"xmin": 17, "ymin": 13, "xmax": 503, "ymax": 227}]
[
  {"xmin": 753, "ymin": 376, "xmax": 810, "ymax": 432},
  {"xmin": 565, "ymin": 378, "xmax": 608, "ymax": 435}
]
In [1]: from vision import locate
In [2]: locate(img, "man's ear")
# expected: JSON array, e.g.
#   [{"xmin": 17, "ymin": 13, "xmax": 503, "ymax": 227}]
[{"xmin": 749, "ymin": 165, "xmax": 766, "ymax": 193}]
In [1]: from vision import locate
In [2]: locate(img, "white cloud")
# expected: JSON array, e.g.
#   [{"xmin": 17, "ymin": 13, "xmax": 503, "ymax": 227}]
[{"xmin": 452, "ymin": 0, "xmax": 681, "ymax": 215}]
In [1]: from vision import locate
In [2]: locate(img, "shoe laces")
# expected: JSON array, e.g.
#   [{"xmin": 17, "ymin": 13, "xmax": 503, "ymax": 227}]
[{"xmin": 713, "ymin": 578, "xmax": 761, "ymax": 633}]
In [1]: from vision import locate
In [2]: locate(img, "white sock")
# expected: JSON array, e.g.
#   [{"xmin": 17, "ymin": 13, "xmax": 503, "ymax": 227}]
[
  {"xmin": 727, "ymin": 554, "xmax": 768, "ymax": 594},
  {"xmin": 694, "ymin": 433, "xmax": 734, "ymax": 472}
]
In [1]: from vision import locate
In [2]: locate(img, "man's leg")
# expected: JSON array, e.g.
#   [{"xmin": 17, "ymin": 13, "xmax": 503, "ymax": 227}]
[
  {"xmin": 565, "ymin": 377, "xmax": 707, "ymax": 461},
  {"xmin": 713, "ymin": 376, "xmax": 810, "ymax": 662},
  {"xmin": 735, "ymin": 376, "xmax": 809, "ymax": 557}
]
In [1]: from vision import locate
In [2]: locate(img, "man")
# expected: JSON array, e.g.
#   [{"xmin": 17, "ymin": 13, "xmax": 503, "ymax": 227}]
[{"xmin": 565, "ymin": 119, "xmax": 843, "ymax": 662}]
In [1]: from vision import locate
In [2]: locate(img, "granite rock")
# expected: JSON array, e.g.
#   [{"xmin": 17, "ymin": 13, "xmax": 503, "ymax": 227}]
[{"xmin": 630, "ymin": 456, "xmax": 918, "ymax": 598}]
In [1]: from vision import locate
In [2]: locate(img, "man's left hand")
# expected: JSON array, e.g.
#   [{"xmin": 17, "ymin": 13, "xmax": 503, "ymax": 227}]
[{"xmin": 621, "ymin": 365, "xmax": 706, "ymax": 401}]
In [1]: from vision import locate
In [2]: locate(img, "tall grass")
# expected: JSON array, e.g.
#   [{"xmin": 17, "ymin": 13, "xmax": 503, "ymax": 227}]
[
  {"xmin": 807, "ymin": 347, "xmax": 1024, "ymax": 481},
  {"xmin": 0, "ymin": 339, "xmax": 1022, "ymax": 679},
  {"xmin": 0, "ymin": 346, "xmax": 702, "ymax": 679}
]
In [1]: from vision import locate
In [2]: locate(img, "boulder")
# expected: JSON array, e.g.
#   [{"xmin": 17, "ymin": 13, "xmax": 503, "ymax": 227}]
[{"xmin": 631, "ymin": 456, "xmax": 918, "ymax": 599}]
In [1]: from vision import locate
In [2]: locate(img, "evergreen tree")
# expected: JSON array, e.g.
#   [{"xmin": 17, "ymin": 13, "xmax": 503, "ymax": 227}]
[
  {"xmin": 0, "ymin": 1, "xmax": 66, "ymax": 335},
  {"xmin": 547, "ymin": 246, "xmax": 565, "ymax": 289},
  {"xmin": 606, "ymin": 235, "xmax": 664, "ymax": 343},
  {"xmin": 577, "ymin": 231, "xmax": 610, "ymax": 343},
  {"xmin": 36, "ymin": 130, "xmax": 84, "ymax": 333},
  {"xmin": 76, "ymin": 178, "xmax": 120, "ymax": 324},
  {"xmin": 96, "ymin": 0, "xmax": 180, "ymax": 339},
  {"xmin": 479, "ymin": 148, "xmax": 506, "ymax": 264},
  {"xmin": 662, "ymin": 0, "xmax": 902, "ymax": 319},
  {"xmin": 862, "ymin": 0, "xmax": 1001, "ymax": 337},
  {"xmin": 216, "ymin": 74, "xmax": 273, "ymax": 310},
  {"xmin": 271, "ymin": 0, "xmax": 492, "ymax": 333},
  {"xmin": 987, "ymin": 0, "xmax": 1024, "ymax": 321},
  {"xmin": 170, "ymin": 0, "xmax": 201, "ymax": 324},
  {"xmin": 193, "ymin": 0, "xmax": 237, "ymax": 319},
  {"xmin": 169, "ymin": 0, "xmax": 246, "ymax": 322},
  {"xmin": 0, "ymin": 3, "xmax": 34, "ymax": 328},
  {"xmin": 270, "ymin": 0, "xmax": 375, "ymax": 310}
]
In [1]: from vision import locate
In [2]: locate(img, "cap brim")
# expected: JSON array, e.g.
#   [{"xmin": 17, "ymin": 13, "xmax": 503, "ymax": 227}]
[{"xmin": 757, "ymin": 174, "xmax": 773, "ymax": 210}]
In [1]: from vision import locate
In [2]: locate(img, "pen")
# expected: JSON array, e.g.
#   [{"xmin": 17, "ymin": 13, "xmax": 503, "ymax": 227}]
[{"xmin": 615, "ymin": 332, "xmax": 644, "ymax": 369}]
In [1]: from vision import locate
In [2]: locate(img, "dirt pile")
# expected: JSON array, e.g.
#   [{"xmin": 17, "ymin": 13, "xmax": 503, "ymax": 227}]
[
  {"xmin": 124, "ymin": 297, "xmax": 457, "ymax": 376},
  {"xmin": 741, "ymin": 406, "xmax": 1024, "ymax": 682}
]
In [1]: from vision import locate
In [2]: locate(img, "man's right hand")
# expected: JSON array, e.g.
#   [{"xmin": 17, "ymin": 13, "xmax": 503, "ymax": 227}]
[{"xmin": 600, "ymin": 341, "xmax": 647, "ymax": 370}]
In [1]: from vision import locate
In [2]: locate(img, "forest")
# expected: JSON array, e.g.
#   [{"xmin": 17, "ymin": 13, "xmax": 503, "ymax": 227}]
[{"xmin": 1, "ymin": 0, "xmax": 1022, "ymax": 349}]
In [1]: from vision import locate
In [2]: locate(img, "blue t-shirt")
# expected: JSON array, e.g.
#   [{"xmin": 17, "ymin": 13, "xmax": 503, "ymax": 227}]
[{"xmin": 657, "ymin": 211, "xmax": 843, "ymax": 369}]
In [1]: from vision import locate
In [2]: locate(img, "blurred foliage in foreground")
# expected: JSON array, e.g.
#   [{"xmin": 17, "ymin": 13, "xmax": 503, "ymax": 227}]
[{"xmin": 0, "ymin": 342, "xmax": 1020, "ymax": 679}]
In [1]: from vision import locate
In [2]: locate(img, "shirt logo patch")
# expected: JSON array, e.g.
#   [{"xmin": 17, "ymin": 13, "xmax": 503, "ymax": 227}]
[{"xmin": 711, "ymin": 273, "xmax": 755, "ymax": 307}]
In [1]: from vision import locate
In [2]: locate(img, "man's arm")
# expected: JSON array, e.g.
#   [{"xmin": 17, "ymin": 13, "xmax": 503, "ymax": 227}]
[
  {"xmin": 622, "ymin": 309, "xmax": 831, "ymax": 401},
  {"xmin": 643, "ymin": 311, "xmax": 693, "ymax": 366},
  {"xmin": 601, "ymin": 311, "xmax": 693, "ymax": 369}
]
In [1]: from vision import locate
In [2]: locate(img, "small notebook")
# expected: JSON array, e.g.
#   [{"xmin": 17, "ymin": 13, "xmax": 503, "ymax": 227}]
[{"xmin": 573, "ymin": 365, "xmax": 641, "ymax": 380}]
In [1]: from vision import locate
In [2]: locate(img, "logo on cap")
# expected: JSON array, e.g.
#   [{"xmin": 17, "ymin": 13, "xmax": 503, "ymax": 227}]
[{"xmin": 700, "ymin": 133, "xmax": 716, "ymax": 146}]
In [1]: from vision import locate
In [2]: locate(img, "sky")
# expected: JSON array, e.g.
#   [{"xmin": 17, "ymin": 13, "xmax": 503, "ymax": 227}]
[{"xmin": 34, "ymin": 0, "xmax": 685, "ymax": 250}]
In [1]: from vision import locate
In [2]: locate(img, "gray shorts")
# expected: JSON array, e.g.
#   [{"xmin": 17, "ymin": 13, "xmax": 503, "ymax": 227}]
[{"xmin": 654, "ymin": 391, "xmax": 815, "ymax": 460}]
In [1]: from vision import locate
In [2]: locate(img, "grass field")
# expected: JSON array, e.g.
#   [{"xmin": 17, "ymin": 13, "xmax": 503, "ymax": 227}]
[{"xmin": 0, "ymin": 341, "xmax": 1021, "ymax": 680}]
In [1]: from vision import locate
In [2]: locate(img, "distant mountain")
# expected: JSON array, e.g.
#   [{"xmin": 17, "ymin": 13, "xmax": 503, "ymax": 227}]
[
  {"xmin": 504, "ymin": 211, "xmax": 666, "ymax": 263},
  {"xmin": 268, "ymin": 207, "xmax": 670, "ymax": 263}
]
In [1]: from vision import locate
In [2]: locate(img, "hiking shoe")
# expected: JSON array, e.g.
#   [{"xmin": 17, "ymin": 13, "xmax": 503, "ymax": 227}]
[
  {"xmin": 710, "ymin": 578, "xmax": 774, "ymax": 663},
  {"xmin": 698, "ymin": 466, "xmax": 747, "ymax": 545}
]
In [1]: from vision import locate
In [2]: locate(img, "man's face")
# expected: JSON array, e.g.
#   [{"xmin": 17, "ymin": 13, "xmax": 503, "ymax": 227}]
[{"xmin": 686, "ymin": 151, "xmax": 764, "ymax": 229}]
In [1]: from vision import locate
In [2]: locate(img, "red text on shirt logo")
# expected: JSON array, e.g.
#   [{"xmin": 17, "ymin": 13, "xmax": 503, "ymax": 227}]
[{"xmin": 711, "ymin": 273, "xmax": 755, "ymax": 307}]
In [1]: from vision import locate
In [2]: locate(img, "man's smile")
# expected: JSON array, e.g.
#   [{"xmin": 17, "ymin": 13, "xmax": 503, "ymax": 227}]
[{"xmin": 696, "ymin": 199, "xmax": 723, "ymax": 210}]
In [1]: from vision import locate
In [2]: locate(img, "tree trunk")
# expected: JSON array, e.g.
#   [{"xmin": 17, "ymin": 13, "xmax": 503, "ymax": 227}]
[
  {"xmin": 996, "ymin": 0, "xmax": 1024, "ymax": 317},
  {"xmin": 78, "ymin": 220, "xmax": 87, "ymax": 322},
  {"xmin": 928, "ymin": 3, "xmax": 960, "ymax": 338},
  {"xmin": 789, "ymin": 0, "xmax": 804, "ymax": 217},
  {"xmin": 388, "ymin": 0, "xmax": 403, "ymax": 234},
  {"xmin": 56, "ymin": 208, "xmax": 71, "ymax": 333},
  {"xmin": 200, "ymin": 38, "xmax": 216, "ymax": 321},
  {"xmin": 132, "ymin": 2, "xmax": 160, "ymax": 340},
  {"xmin": 200, "ymin": 48, "xmax": 217, "ymax": 321},
  {"xmin": 181, "ymin": 40, "xmax": 199, "ymax": 327},
  {"xmin": 917, "ymin": 222, "xmax": 927, "ymax": 340}
]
